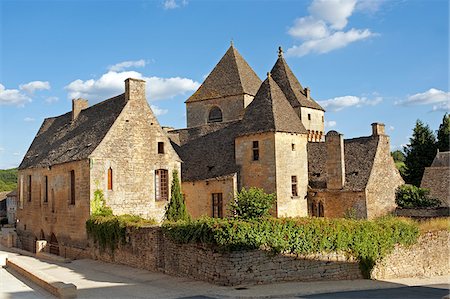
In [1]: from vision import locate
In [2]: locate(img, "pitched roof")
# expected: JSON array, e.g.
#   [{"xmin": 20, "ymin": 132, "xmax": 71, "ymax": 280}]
[
  {"xmin": 270, "ymin": 54, "xmax": 324, "ymax": 111},
  {"xmin": 239, "ymin": 76, "xmax": 307, "ymax": 136},
  {"xmin": 19, "ymin": 94, "xmax": 127, "ymax": 169},
  {"xmin": 430, "ymin": 151, "xmax": 450, "ymax": 167},
  {"xmin": 307, "ymin": 136, "xmax": 379, "ymax": 191},
  {"xmin": 173, "ymin": 121, "xmax": 241, "ymax": 182},
  {"xmin": 186, "ymin": 45, "xmax": 262, "ymax": 103}
]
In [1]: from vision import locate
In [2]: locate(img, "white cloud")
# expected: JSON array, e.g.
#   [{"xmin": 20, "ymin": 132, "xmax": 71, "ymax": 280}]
[
  {"xmin": 24, "ymin": 117, "xmax": 35, "ymax": 122},
  {"xmin": 309, "ymin": 0, "xmax": 357, "ymax": 30},
  {"xmin": 163, "ymin": 0, "xmax": 187, "ymax": 9},
  {"xmin": 319, "ymin": 95, "xmax": 382, "ymax": 111},
  {"xmin": 287, "ymin": 0, "xmax": 375, "ymax": 57},
  {"xmin": 355, "ymin": 0, "xmax": 386, "ymax": 13},
  {"xmin": 397, "ymin": 88, "xmax": 450, "ymax": 108},
  {"xmin": 19, "ymin": 81, "xmax": 50, "ymax": 94},
  {"xmin": 324, "ymin": 120, "xmax": 337, "ymax": 128},
  {"xmin": 13, "ymin": 153, "xmax": 20, "ymax": 156},
  {"xmin": 45, "ymin": 96, "xmax": 59, "ymax": 104},
  {"xmin": 65, "ymin": 70, "xmax": 200, "ymax": 102},
  {"xmin": 150, "ymin": 105, "xmax": 168, "ymax": 116},
  {"xmin": 0, "ymin": 84, "xmax": 31, "ymax": 106},
  {"xmin": 389, "ymin": 125, "xmax": 394, "ymax": 131},
  {"xmin": 108, "ymin": 60, "xmax": 147, "ymax": 72},
  {"xmin": 287, "ymin": 29, "xmax": 372, "ymax": 56}
]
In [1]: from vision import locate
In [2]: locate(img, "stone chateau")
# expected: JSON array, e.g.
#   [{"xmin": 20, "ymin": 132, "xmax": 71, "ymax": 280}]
[{"xmin": 16, "ymin": 44, "xmax": 403, "ymax": 254}]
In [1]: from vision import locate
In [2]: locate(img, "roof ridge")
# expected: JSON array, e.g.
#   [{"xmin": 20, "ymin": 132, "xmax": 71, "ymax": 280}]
[{"xmin": 229, "ymin": 46, "xmax": 246, "ymax": 95}]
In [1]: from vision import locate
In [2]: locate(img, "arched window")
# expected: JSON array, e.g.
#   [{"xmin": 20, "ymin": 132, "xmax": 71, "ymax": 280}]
[{"xmin": 208, "ymin": 106, "xmax": 223, "ymax": 123}]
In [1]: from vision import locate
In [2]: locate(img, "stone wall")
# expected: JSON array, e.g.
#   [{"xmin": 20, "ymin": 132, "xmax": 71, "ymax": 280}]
[
  {"xmin": 182, "ymin": 175, "xmax": 237, "ymax": 218},
  {"xmin": 372, "ymin": 230, "xmax": 450, "ymax": 279},
  {"xmin": 16, "ymin": 160, "xmax": 91, "ymax": 252},
  {"xmin": 395, "ymin": 207, "xmax": 450, "ymax": 219},
  {"xmin": 308, "ymin": 190, "xmax": 367, "ymax": 219},
  {"xmin": 299, "ymin": 107, "xmax": 324, "ymax": 142},
  {"xmin": 87, "ymin": 226, "xmax": 363, "ymax": 286},
  {"xmin": 365, "ymin": 135, "xmax": 403, "ymax": 219}
]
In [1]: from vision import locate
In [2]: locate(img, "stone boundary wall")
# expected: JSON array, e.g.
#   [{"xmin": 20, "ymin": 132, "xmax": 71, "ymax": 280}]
[
  {"xmin": 87, "ymin": 226, "xmax": 362, "ymax": 285},
  {"xmin": 395, "ymin": 207, "xmax": 450, "ymax": 219},
  {"xmin": 371, "ymin": 230, "xmax": 450, "ymax": 279}
]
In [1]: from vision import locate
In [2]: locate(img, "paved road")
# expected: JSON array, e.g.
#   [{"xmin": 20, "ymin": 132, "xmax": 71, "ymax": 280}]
[{"xmin": 0, "ymin": 248, "xmax": 449, "ymax": 299}]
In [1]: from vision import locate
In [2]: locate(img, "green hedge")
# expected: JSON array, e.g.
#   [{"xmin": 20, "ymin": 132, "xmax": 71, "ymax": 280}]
[
  {"xmin": 86, "ymin": 215, "xmax": 156, "ymax": 251},
  {"xmin": 162, "ymin": 217, "xmax": 419, "ymax": 277}
]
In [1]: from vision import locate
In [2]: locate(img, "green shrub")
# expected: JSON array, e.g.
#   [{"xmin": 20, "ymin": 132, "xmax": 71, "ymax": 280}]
[
  {"xmin": 165, "ymin": 170, "xmax": 190, "ymax": 222},
  {"xmin": 229, "ymin": 187, "xmax": 276, "ymax": 220},
  {"xmin": 395, "ymin": 184, "xmax": 441, "ymax": 208},
  {"xmin": 91, "ymin": 188, "xmax": 113, "ymax": 217},
  {"xmin": 162, "ymin": 216, "xmax": 419, "ymax": 278},
  {"xmin": 86, "ymin": 214, "xmax": 156, "ymax": 251}
]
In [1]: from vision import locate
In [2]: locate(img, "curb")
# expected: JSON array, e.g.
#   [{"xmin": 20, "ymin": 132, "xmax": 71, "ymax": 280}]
[{"xmin": 6, "ymin": 258, "xmax": 77, "ymax": 298}]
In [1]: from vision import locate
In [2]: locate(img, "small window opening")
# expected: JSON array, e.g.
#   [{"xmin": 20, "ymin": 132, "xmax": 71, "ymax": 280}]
[
  {"xmin": 292, "ymin": 143, "xmax": 296, "ymax": 151},
  {"xmin": 318, "ymin": 202, "xmax": 324, "ymax": 217},
  {"xmin": 155, "ymin": 169, "xmax": 169, "ymax": 201},
  {"xmin": 28, "ymin": 175, "xmax": 32, "ymax": 202},
  {"xmin": 212, "ymin": 193, "xmax": 223, "ymax": 218},
  {"xmin": 70, "ymin": 170, "xmax": 75, "ymax": 205},
  {"xmin": 44, "ymin": 176, "xmax": 48, "ymax": 203},
  {"xmin": 208, "ymin": 106, "xmax": 223, "ymax": 123},
  {"xmin": 108, "ymin": 167, "xmax": 113, "ymax": 190},
  {"xmin": 158, "ymin": 142, "xmax": 165, "ymax": 154},
  {"xmin": 252, "ymin": 141, "xmax": 259, "ymax": 161},
  {"xmin": 308, "ymin": 114, "xmax": 311, "ymax": 120},
  {"xmin": 291, "ymin": 176, "xmax": 298, "ymax": 197}
]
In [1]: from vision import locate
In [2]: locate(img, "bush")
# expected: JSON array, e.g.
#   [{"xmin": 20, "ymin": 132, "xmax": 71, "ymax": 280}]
[
  {"xmin": 229, "ymin": 187, "xmax": 276, "ymax": 220},
  {"xmin": 162, "ymin": 216, "xmax": 419, "ymax": 278},
  {"xmin": 395, "ymin": 184, "xmax": 441, "ymax": 208},
  {"xmin": 165, "ymin": 170, "xmax": 190, "ymax": 222},
  {"xmin": 86, "ymin": 214, "xmax": 156, "ymax": 251},
  {"xmin": 91, "ymin": 188, "xmax": 113, "ymax": 217}
]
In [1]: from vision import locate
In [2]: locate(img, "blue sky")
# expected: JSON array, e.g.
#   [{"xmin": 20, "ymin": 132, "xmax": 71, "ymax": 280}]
[{"xmin": 0, "ymin": 0, "xmax": 448, "ymax": 169}]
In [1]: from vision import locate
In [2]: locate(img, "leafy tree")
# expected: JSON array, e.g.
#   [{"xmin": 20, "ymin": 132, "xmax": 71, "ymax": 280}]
[
  {"xmin": 403, "ymin": 120, "xmax": 437, "ymax": 186},
  {"xmin": 391, "ymin": 150, "xmax": 405, "ymax": 162},
  {"xmin": 165, "ymin": 169, "xmax": 190, "ymax": 222},
  {"xmin": 229, "ymin": 187, "xmax": 276, "ymax": 220},
  {"xmin": 437, "ymin": 113, "xmax": 450, "ymax": 152},
  {"xmin": 395, "ymin": 184, "xmax": 440, "ymax": 208},
  {"xmin": 0, "ymin": 168, "xmax": 18, "ymax": 192}
]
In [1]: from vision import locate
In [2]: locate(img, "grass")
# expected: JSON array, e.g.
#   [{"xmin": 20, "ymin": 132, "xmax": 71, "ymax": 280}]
[{"xmin": 417, "ymin": 217, "xmax": 450, "ymax": 233}]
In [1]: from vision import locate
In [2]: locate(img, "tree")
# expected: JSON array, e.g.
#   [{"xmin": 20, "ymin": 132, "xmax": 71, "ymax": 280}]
[
  {"xmin": 391, "ymin": 150, "xmax": 405, "ymax": 163},
  {"xmin": 165, "ymin": 169, "xmax": 190, "ymax": 222},
  {"xmin": 437, "ymin": 113, "xmax": 450, "ymax": 152},
  {"xmin": 395, "ymin": 184, "xmax": 440, "ymax": 208},
  {"xmin": 229, "ymin": 187, "xmax": 276, "ymax": 220},
  {"xmin": 403, "ymin": 120, "xmax": 437, "ymax": 186}
]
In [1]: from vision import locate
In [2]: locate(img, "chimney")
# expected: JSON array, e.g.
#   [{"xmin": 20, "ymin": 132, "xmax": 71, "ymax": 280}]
[
  {"xmin": 371, "ymin": 123, "xmax": 385, "ymax": 136},
  {"xmin": 125, "ymin": 78, "xmax": 146, "ymax": 103},
  {"xmin": 72, "ymin": 98, "xmax": 88, "ymax": 121},
  {"xmin": 304, "ymin": 87, "xmax": 310, "ymax": 100},
  {"xmin": 326, "ymin": 130, "xmax": 345, "ymax": 190}
]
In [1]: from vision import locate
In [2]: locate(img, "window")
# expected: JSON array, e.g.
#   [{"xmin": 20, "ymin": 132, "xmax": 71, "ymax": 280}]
[
  {"xmin": 308, "ymin": 114, "xmax": 311, "ymax": 120},
  {"xmin": 318, "ymin": 202, "xmax": 324, "ymax": 217},
  {"xmin": 322, "ymin": 116, "xmax": 324, "ymax": 122},
  {"xmin": 291, "ymin": 176, "xmax": 298, "ymax": 197},
  {"xmin": 292, "ymin": 143, "xmax": 296, "ymax": 151},
  {"xmin": 44, "ymin": 176, "xmax": 48, "ymax": 203},
  {"xmin": 158, "ymin": 142, "xmax": 164, "ymax": 154},
  {"xmin": 208, "ymin": 106, "xmax": 223, "ymax": 123},
  {"xmin": 70, "ymin": 170, "xmax": 75, "ymax": 205},
  {"xmin": 28, "ymin": 175, "xmax": 32, "ymax": 202},
  {"xmin": 155, "ymin": 169, "xmax": 168, "ymax": 201},
  {"xmin": 252, "ymin": 141, "xmax": 259, "ymax": 161},
  {"xmin": 212, "ymin": 193, "xmax": 223, "ymax": 218},
  {"xmin": 19, "ymin": 175, "xmax": 24, "ymax": 209},
  {"xmin": 108, "ymin": 167, "xmax": 113, "ymax": 190}
]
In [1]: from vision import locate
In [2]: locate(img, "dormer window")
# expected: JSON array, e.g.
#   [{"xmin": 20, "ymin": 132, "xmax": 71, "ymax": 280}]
[{"xmin": 208, "ymin": 106, "xmax": 223, "ymax": 123}]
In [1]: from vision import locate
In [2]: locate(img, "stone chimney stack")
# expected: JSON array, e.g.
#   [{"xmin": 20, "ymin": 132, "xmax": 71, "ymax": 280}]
[
  {"xmin": 326, "ymin": 130, "xmax": 345, "ymax": 190},
  {"xmin": 125, "ymin": 78, "xmax": 146, "ymax": 103},
  {"xmin": 304, "ymin": 87, "xmax": 311, "ymax": 100},
  {"xmin": 371, "ymin": 123, "xmax": 385, "ymax": 136},
  {"xmin": 72, "ymin": 98, "xmax": 88, "ymax": 121}
]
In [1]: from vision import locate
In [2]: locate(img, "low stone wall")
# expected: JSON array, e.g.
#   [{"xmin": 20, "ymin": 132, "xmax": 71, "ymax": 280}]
[
  {"xmin": 371, "ymin": 230, "xmax": 450, "ymax": 279},
  {"xmin": 395, "ymin": 207, "xmax": 450, "ymax": 219}
]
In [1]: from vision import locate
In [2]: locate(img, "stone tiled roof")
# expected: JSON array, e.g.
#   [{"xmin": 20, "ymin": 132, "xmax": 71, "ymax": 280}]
[
  {"xmin": 174, "ymin": 121, "xmax": 241, "ymax": 182},
  {"xmin": 270, "ymin": 55, "xmax": 324, "ymax": 111},
  {"xmin": 6, "ymin": 189, "xmax": 17, "ymax": 197},
  {"xmin": 307, "ymin": 136, "xmax": 379, "ymax": 191},
  {"xmin": 430, "ymin": 151, "xmax": 450, "ymax": 167},
  {"xmin": 239, "ymin": 76, "xmax": 307, "ymax": 136},
  {"xmin": 186, "ymin": 45, "xmax": 262, "ymax": 103},
  {"xmin": 19, "ymin": 94, "xmax": 127, "ymax": 169}
]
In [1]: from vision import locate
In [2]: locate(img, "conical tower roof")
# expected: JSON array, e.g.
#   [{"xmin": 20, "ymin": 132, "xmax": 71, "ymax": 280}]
[
  {"xmin": 239, "ymin": 74, "xmax": 307, "ymax": 136},
  {"xmin": 270, "ymin": 47, "xmax": 324, "ymax": 111},
  {"xmin": 186, "ymin": 44, "xmax": 262, "ymax": 103}
]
